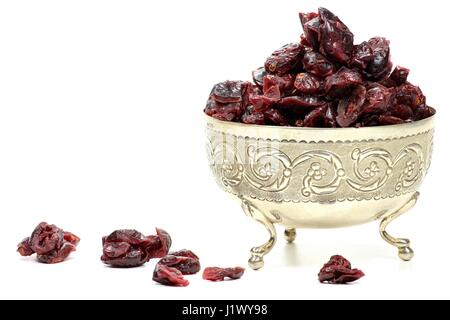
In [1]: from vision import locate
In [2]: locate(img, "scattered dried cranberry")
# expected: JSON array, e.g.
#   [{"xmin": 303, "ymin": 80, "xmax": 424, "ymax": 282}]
[
  {"xmin": 169, "ymin": 249, "xmax": 199, "ymax": 260},
  {"xmin": 204, "ymin": 7, "xmax": 435, "ymax": 127},
  {"xmin": 202, "ymin": 267, "xmax": 245, "ymax": 282},
  {"xmin": 17, "ymin": 222, "xmax": 80, "ymax": 264},
  {"xmin": 101, "ymin": 228, "xmax": 171, "ymax": 268},
  {"xmin": 157, "ymin": 251, "xmax": 200, "ymax": 275},
  {"xmin": 153, "ymin": 264, "xmax": 189, "ymax": 287},
  {"xmin": 318, "ymin": 255, "xmax": 365, "ymax": 284}
]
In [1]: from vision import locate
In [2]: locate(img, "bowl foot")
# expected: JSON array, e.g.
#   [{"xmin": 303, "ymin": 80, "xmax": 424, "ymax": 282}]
[
  {"xmin": 284, "ymin": 228, "xmax": 297, "ymax": 243},
  {"xmin": 241, "ymin": 197, "xmax": 276, "ymax": 270},
  {"xmin": 379, "ymin": 192, "xmax": 419, "ymax": 261}
]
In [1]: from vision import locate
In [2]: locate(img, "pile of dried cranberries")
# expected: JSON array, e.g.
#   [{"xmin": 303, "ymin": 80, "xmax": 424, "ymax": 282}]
[{"xmin": 204, "ymin": 7, "xmax": 435, "ymax": 127}]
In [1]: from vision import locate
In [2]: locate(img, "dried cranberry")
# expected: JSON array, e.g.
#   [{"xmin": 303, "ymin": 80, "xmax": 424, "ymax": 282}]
[
  {"xmin": 169, "ymin": 249, "xmax": 200, "ymax": 260},
  {"xmin": 150, "ymin": 228, "xmax": 172, "ymax": 259},
  {"xmin": 265, "ymin": 43, "xmax": 304, "ymax": 75},
  {"xmin": 388, "ymin": 103, "xmax": 413, "ymax": 120},
  {"xmin": 278, "ymin": 95, "xmax": 326, "ymax": 110},
  {"xmin": 302, "ymin": 50, "xmax": 334, "ymax": 78},
  {"xmin": 303, "ymin": 105, "xmax": 327, "ymax": 127},
  {"xmin": 204, "ymin": 98, "xmax": 240, "ymax": 122},
  {"xmin": 389, "ymin": 66, "xmax": 409, "ymax": 85},
  {"xmin": 299, "ymin": 12, "xmax": 321, "ymax": 49},
  {"xmin": 263, "ymin": 108, "xmax": 289, "ymax": 126},
  {"xmin": 158, "ymin": 255, "xmax": 200, "ymax": 275},
  {"xmin": 391, "ymin": 83, "xmax": 426, "ymax": 111},
  {"xmin": 324, "ymin": 67, "xmax": 363, "ymax": 98},
  {"xmin": 211, "ymin": 81, "xmax": 247, "ymax": 104},
  {"xmin": 294, "ymin": 72, "xmax": 322, "ymax": 94},
  {"xmin": 360, "ymin": 84, "xmax": 392, "ymax": 115},
  {"xmin": 153, "ymin": 264, "xmax": 189, "ymax": 287},
  {"xmin": 202, "ymin": 267, "xmax": 245, "ymax": 281},
  {"xmin": 204, "ymin": 7, "xmax": 435, "ymax": 127},
  {"xmin": 324, "ymin": 104, "xmax": 338, "ymax": 127},
  {"xmin": 252, "ymin": 67, "xmax": 267, "ymax": 89},
  {"xmin": 101, "ymin": 228, "xmax": 171, "ymax": 268},
  {"xmin": 263, "ymin": 74, "xmax": 294, "ymax": 95},
  {"xmin": 364, "ymin": 37, "xmax": 392, "ymax": 80},
  {"xmin": 17, "ymin": 222, "xmax": 79, "ymax": 264},
  {"xmin": 415, "ymin": 105, "xmax": 436, "ymax": 120},
  {"xmin": 241, "ymin": 108, "xmax": 265, "ymax": 125},
  {"xmin": 204, "ymin": 81, "xmax": 252, "ymax": 121},
  {"xmin": 318, "ymin": 255, "xmax": 364, "ymax": 284},
  {"xmin": 318, "ymin": 7, "xmax": 354, "ymax": 64},
  {"xmin": 17, "ymin": 238, "xmax": 34, "ymax": 256},
  {"xmin": 350, "ymin": 41, "xmax": 373, "ymax": 70},
  {"xmin": 336, "ymin": 85, "xmax": 366, "ymax": 127},
  {"xmin": 378, "ymin": 115, "xmax": 405, "ymax": 125},
  {"xmin": 37, "ymin": 242, "xmax": 77, "ymax": 264}
]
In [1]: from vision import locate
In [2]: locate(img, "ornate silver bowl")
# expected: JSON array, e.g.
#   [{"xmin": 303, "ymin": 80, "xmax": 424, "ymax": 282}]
[{"xmin": 206, "ymin": 115, "xmax": 434, "ymax": 269}]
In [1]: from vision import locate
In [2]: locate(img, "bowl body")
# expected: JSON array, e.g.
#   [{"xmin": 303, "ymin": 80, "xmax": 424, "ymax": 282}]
[{"xmin": 206, "ymin": 115, "xmax": 434, "ymax": 228}]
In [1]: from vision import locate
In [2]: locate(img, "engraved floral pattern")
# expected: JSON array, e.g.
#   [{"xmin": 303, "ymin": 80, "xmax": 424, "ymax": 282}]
[{"xmin": 207, "ymin": 128, "xmax": 433, "ymax": 203}]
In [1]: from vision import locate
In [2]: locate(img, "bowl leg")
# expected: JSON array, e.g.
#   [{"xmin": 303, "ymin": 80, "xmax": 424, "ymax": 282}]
[
  {"xmin": 284, "ymin": 228, "xmax": 297, "ymax": 243},
  {"xmin": 379, "ymin": 192, "xmax": 419, "ymax": 261},
  {"xmin": 241, "ymin": 197, "xmax": 276, "ymax": 270}
]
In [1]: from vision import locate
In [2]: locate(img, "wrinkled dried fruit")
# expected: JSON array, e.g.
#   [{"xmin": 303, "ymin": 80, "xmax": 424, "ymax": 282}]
[
  {"xmin": 318, "ymin": 255, "xmax": 364, "ymax": 284},
  {"xmin": 204, "ymin": 81, "xmax": 252, "ymax": 121},
  {"xmin": 203, "ymin": 267, "xmax": 245, "ymax": 281},
  {"xmin": 265, "ymin": 43, "xmax": 304, "ymax": 75},
  {"xmin": 336, "ymin": 85, "xmax": 366, "ymax": 127},
  {"xmin": 153, "ymin": 264, "xmax": 189, "ymax": 287},
  {"xmin": 318, "ymin": 7, "xmax": 354, "ymax": 64},
  {"xmin": 303, "ymin": 105, "xmax": 327, "ymax": 127},
  {"xmin": 350, "ymin": 41, "xmax": 373, "ymax": 70},
  {"xmin": 252, "ymin": 67, "xmax": 267, "ymax": 89},
  {"xmin": 300, "ymin": 12, "xmax": 321, "ymax": 49},
  {"xmin": 325, "ymin": 67, "xmax": 363, "ymax": 98},
  {"xmin": 360, "ymin": 84, "xmax": 392, "ymax": 115},
  {"xmin": 364, "ymin": 37, "xmax": 392, "ymax": 80},
  {"xmin": 378, "ymin": 115, "xmax": 405, "ymax": 125},
  {"xmin": 278, "ymin": 95, "xmax": 326, "ymax": 110},
  {"xmin": 241, "ymin": 108, "xmax": 265, "ymax": 124},
  {"xmin": 302, "ymin": 50, "xmax": 334, "ymax": 78},
  {"xmin": 264, "ymin": 108, "xmax": 289, "ymax": 126},
  {"xmin": 204, "ymin": 7, "xmax": 435, "ymax": 127},
  {"xmin": 169, "ymin": 249, "xmax": 199, "ymax": 260},
  {"xmin": 101, "ymin": 228, "xmax": 171, "ymax": 268},
  {"xmin": 212, "ymin": 81, "xmax": 246, "ymax": 104},
  {"xmin": 17, "ymin": 222, "xmax": 80, "ymax": 264},
  {"xmin": 389, "ymin": 66, "xmax": 409, "ymax": 85},
  {"xmin": 158, "ymin": 254, "xmax": 200, "ymax": 275},
  {"xmin": 294, "ymin": 73, "xmax": 322, "ymax": 95},
  {"xmin": 415, "ymin": 105, "xmax": 436, "ymax": 120}
]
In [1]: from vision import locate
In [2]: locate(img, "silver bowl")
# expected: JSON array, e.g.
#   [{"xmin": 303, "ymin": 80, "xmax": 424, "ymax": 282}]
[{"xmin": 206, "ymin": 115, "xmax": 435, "ymax": 269}]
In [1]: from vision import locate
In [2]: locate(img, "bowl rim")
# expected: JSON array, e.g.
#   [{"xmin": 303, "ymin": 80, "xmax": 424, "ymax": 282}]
[{"xmin": 205, "ymin": 113, "xmax": 435, "ymax": 132}]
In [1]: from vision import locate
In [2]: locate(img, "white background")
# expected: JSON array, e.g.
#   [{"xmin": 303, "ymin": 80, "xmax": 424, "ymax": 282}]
[{"xmin": 0, "ymin": 0, "xmax": 448, "ymax": 300}]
